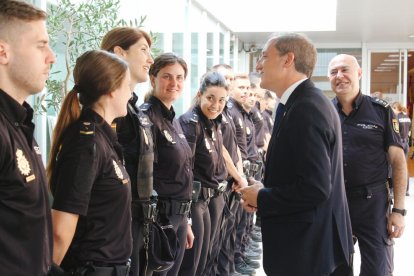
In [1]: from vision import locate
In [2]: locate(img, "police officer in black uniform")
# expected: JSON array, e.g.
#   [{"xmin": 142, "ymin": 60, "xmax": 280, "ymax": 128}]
[
  {"xmin": 329, "ymin": 54, "xmax": 407, "ymax": 276},
  {"xmin": 210, "ymin": 65, "xmax": 249, "ymax": 276},
  {"xmin": 49, "ymin": 51, "xmax": 132, "ymax": 275},
  {"xmin": 226, "ymin": 74, "xmax": 258, "ymax": 275},
  {"xmin": 0, "ymin": 1, "xmax": 55, "ymax": 275},
  {"xmin": 143, "ymin": 53, "xmax": 193, "ymax": 276},
  {"xmin": 101, "ymin": 27, "xmax": 155, "ymax": 276},
  {"xmin": 179, "ymin": 71, "xmax": 228, "ymax": 276},
  {"xmin": 391, "ymin": 102, "xmax": 412, "ymax": 196},
  {"xmin": 260, "ymin": 90, "xmax": 277, "ymax": 136}
]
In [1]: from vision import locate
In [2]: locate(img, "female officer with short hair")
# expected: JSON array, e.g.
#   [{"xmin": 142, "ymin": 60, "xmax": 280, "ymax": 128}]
[{"xmin": 142, "ymin": 53, "xmax": 194, "ymax": 276}]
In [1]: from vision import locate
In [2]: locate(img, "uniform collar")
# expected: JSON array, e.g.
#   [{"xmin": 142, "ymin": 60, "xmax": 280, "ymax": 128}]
[
  {"xmin": 334, "ymin": 91, "xmax": 363, "ymax": 112},
  {"xmin": 149, "ymin": 95, "xmax": 175, "ymax": 122},
  {"xmin": 0, "ymin": 89, "xmax": 34, "ymax": 127},
  {"xmin": 130, "ymin": 92, "xmax": 139, "ymax": 106},
  {"xmin": 229, "ymin": 97, "xmax": 248, "ymax": 115}
]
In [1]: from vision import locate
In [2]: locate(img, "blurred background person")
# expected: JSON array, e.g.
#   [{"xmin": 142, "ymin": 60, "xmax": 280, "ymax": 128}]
[
  {"xmin": 48, "ymin": 50, "xmax": 132, "ymax": 274},
  {"xmin": 392, "ymin": 101, "xmax": 411, "ymax": 196}
]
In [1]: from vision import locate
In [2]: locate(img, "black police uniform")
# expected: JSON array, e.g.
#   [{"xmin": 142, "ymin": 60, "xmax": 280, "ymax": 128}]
[
  {"xmin": 51, "ymin": 108, "xmax": 132, "ymax": 275},
  {"xmin": 226, "ymin": 98, "xmax": 248, "ymax": 161},
  {"xmin": 116, "ymin": 93, "xmax": 155, "ymax": 276},
  {"xmin": 262, "ymin": 109, "xmax": 274, "ymax": 135},
  {"xmin": 333, "ymin": 93, "xmax": 403, "ymax": 276},
  {"xmin": 216, "ymin": 106, "xmax": 242, "ymax": 276},
  {"xmin": 141, "ymin": 96, "xmax": 193, "ymax": 276},
  {"xmin": 397, "ymin": 112, "xmax": 411, "ymax": 194},
  {"xmin": 0, "ymin": 89, "xmax": 52, "ymax": 275},
  {"xmin": 251, "ymin": 104, "xmax": 267, "ymax": 150},
  {"xmin": 397, "ymin": 112, "xmax": 411, "ymax": 156},
  {"xmin": 178, "ymin": 106, "xmax": 228, "ymax": 276}
]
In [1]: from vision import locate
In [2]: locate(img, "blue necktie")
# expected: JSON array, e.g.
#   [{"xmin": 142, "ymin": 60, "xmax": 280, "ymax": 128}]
[{"xmin": 273, "ymin": 103, "xmax": 285, "ymax": 133}]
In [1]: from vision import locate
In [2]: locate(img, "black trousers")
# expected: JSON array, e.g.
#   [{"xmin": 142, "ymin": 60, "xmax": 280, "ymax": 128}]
[
  {"xmin": 130, "ymin": 217, "xmax": 146, "ymax": 276},
  {"xmin": 347, "ymin": 185, "xmax": 393, "ymax": 276},
  {"xmin": 203, "ymin": 193, "xmax": 226, "ymax": 276},
  {"xmin": 217, "ymin": 191, "xmax": 240, "ymax": 275},
  {"xmin": 179, "ymin": 199, "xmax": 211, "ymax": 276},
  {"xmin": 153, "ymin": 213, "xmax": 188, "ymax": 276}
]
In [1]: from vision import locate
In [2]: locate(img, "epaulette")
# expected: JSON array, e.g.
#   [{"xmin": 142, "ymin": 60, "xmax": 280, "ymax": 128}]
[
  {"xmin": 79, "ymin": 121, "xmax": 95, "ymax": 136},
  {"xmin": 190, "ymin": 112, "xmax": 199, "ymax": 124},
  {"xmin": 371, "ymin": 97, "xmax": 389, "ymax": 108},
  {"xmin": 139, "ymin": 102, "xmax": 152, "ymax": 111},
  {"xmin": 226, "ymin": 100, "xmax": 234, "ymax": 109}
]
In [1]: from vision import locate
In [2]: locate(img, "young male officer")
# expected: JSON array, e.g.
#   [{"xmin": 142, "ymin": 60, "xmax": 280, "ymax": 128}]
[{"xmin": 0, "ymin": 0, "xmax": 56, "ymax": 275}]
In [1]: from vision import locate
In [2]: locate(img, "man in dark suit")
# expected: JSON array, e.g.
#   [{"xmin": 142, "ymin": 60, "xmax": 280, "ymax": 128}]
[{"xmin": 240, "ymin": 33, "xmax": 354, "ymax": 276}]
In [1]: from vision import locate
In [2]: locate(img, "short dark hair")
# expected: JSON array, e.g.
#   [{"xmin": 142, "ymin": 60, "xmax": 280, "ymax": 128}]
[
  {"xmin": 149, "ymin": 52, "xmax": 188, "ymax": 78},
  {"xmin": 199, "ymin": 71, "xmax": 228, "ymax": 93}
]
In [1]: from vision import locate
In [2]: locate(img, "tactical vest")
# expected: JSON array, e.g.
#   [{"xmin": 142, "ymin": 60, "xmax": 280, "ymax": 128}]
[{"xmin": 128, "ymin": 102, "xmax": 155, "ymax": 200}]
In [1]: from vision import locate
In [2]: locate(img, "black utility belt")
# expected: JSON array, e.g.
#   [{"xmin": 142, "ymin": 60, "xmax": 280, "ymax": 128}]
[
  {"xmin": 199, "ymin": 181, "xmax": 228, "ymax": 201},
  {"xmin": 157, "ymin": 198, "xmax": 192, "ymax": 215},
  {"xmin": 65, "ymin": 261, "xmax": 130, "ymax": 276},
  {"xmin": 346, "ymin": 181, "xmax": 389, "ymax": 199},
  {"xmin": 131, "ymin": 200, "xmax": 157, "ymax": 221}
]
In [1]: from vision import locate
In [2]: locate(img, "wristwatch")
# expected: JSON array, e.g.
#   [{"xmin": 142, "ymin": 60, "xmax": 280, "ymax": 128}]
[{"xmin": 391, "ymin": 208, "xmax": 407, "ymax": 216}]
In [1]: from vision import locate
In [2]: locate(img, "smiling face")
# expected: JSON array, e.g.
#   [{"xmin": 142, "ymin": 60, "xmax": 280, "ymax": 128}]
[
  {"xmin": 122, "ymin": 37, "xmax": 153, "ymax": 85},
  {"xmin": 256, "ymin": 40, "xmax": 288, "ymax": 97},
  {"xmin": 328, "ymin": 54, "xmax": 362, "ymax": 98},
  {"xmin": 199, "ymin": 86, "xmax": 227, "ymax": 119},
  {"xmin": 150, "ymin": 62, "xmax": 186, "ymax": 108},
  {"xmin": 0, "ymin": 20, "xmax": 56, "ymax": 103}
]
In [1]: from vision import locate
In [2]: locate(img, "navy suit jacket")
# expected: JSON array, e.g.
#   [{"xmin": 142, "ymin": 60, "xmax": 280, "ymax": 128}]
[{"xmin": 258, "ymin": 79, "xmax": 353, "ymax": 276}]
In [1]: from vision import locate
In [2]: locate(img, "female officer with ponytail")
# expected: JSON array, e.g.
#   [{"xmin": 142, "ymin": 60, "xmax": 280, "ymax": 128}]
[{"xmin": 48, "ymin": 50, "xmax": 133, "ymax": 275}]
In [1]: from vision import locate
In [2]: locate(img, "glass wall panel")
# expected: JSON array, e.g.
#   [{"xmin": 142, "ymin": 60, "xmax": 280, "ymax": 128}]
[
  {"xmin": 191, "ymin": 33, "xmax": 199, "ymax": 100},
  {"xmin": 207, "ymin": 32, "xmax": 214, "ymax": 70},
  {"xmin": 172, "ymin": 33, "xmax": 184, "ymax": 56},
  {"xmin": 219, "ymin": 32, "xmax": 224, "ymax": 64}
]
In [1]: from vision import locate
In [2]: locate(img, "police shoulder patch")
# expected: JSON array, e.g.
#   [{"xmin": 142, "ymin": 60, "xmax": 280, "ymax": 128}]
[
  {"xmin": 226, "ymin": 101, "xmax": 234, "ymax": 109},
  {"xmin": 79, "ymin": 121, "xmax": 95, "ymax": 135},
  {"xmin": 371, "ymin": 97, "xmax": 389, "ymax": 108},
  {"xmin": 190, "ymin": 112, "xmax": 199, "ymax": 124},
  {"xmin": 392, "ymin": 118, "xmax": 400, "ymax": 134},
  {"xmin": 139, "ymin": 102, "xmax": 152, "ymax": 111}
]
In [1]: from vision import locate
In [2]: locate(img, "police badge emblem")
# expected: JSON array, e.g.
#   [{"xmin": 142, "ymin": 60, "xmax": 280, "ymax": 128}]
[
  {"xmin": 238, "ymin": 118, "xmax": 244, "ymax": 128},
  {"xmin": 16, "ymin": 149, "xmax": 35, "ymax": 182},
  {"xmin": 143, "ymin": 130, "xmax": 149, "ymax": 145},
  {"xmin": 392, "ymin": 119, "xmax": 400, "ymax": 134},
  {"xmin": 205, "ymin": 138, "xmax": 212, "ymax": 153},
  {"xmin": 246, "ymin": 126, "xmax": 251, "ymax": 135},
  {"xmin": 113, "ymin": 160, "xmax": 124, "ymax": 180},
  {"xmin": 163, "ymin": 130, "xmax": 176, "ymax": 144},
  {"xmin": 16, "ymin": 149, "xmax": 31, "ymax": 176}
]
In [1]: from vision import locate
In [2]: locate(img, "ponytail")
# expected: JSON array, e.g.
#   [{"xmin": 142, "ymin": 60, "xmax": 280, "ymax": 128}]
[{"xmin": 47, "ymin": 89, "xmax": 81, "ymax": 192}]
